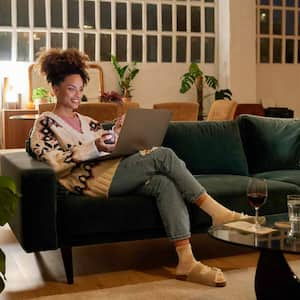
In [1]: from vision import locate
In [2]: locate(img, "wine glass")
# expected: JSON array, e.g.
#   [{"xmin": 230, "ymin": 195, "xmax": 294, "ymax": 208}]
[{"xmin": 247, "ymin": 178, "xmax": 268, "ymax": 230}]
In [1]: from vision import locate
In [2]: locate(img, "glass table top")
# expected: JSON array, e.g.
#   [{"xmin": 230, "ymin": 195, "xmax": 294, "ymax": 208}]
[{"xmin": 208, "ymin": 213, "xmax": 300, "ymax": 254}]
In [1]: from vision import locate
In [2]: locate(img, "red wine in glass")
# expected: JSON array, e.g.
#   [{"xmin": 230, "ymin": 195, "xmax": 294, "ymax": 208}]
[
  {"xmin": 248, "ymin": 193, "xmax": 267, "ymax": 209},
  {"xmin": 247, "ymin": 178, "xmax": 268, "ymax": 230}
]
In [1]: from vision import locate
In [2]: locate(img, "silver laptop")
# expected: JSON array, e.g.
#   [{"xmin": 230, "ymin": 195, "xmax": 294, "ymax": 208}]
[{"xmin": 99, "ymin": 108, "xmax": 172, "ymax": 160}]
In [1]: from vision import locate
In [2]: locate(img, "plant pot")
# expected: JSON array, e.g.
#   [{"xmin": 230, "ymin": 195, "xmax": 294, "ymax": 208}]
[{"xmin": 121, "ymin": 97, "xmax": 132, "ymax": 102}]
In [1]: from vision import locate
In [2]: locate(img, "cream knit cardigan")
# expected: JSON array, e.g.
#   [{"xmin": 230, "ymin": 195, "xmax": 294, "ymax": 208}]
[{"xmin": 30, "ymin": 112, "xmax": 121, "ymax": 198}]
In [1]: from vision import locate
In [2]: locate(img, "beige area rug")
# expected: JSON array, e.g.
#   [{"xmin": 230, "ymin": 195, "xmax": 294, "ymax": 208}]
[{"xmin": 31, "ymin": 260, "xmax": 300, "ymax": 300}]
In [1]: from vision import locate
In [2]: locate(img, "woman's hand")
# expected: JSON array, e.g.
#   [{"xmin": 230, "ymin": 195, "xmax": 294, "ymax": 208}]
[
  {"xmin": 113, "ymin": 114, "xmax": 125, "ymax": 136},
  {"xmin": 95, "ymin": 130, "xmax": 117, "ymax": 153}
]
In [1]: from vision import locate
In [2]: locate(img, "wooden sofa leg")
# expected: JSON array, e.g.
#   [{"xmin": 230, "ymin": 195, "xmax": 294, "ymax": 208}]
[{"xmin": 60, "ymin": 246, "xmax": 74, "ymax": 284}]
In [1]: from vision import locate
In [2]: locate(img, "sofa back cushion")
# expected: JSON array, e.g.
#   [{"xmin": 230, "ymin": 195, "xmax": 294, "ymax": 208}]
[
  {"xmin": 238, "ymin": 115, "xmax": 300, "ymax": 173},
  {"xmin": 162, "ymin": 120, "xmax": 249, "ymax": 175}
]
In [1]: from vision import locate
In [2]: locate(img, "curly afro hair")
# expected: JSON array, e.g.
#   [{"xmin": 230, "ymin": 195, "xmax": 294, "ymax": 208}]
[{"xmin": 37, "ymin": 48, "xmax": 90, "ymax": 86}]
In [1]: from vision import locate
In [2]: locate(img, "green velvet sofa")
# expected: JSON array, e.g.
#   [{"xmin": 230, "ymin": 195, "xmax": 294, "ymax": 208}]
[{"xmin": 1, "ymin": 114, "xmax": 300, "ymax": 284}]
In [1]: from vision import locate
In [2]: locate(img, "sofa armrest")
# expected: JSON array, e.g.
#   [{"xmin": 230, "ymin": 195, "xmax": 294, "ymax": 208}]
[{"xmin": 1, "ymin": 151, "xmax": 58, "ymax": 252}]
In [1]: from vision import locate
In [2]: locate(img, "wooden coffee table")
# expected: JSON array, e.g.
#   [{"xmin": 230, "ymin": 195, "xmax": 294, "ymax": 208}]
[{"xmin": 208, "ymin": 213, "xmax": 300, "ymax": 300}]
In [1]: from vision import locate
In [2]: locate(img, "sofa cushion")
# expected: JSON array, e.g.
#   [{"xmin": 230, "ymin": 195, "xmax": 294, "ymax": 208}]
[
  {"xmin": 163, "ymin": 121, "xmax": 249, "ymax": 175},
  {"xmin": 254, "ymin": 169, "xmax": 300, "ymax": 187},
  {"xmin": 238, "ymin": 115, "xmax": 300, "ymax": 173}
]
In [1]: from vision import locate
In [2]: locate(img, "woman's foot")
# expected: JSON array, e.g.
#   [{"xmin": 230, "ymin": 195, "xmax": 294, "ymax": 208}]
[{"xmin": 176, "ymin": 262, "xmax": 226, "ymax": 287}]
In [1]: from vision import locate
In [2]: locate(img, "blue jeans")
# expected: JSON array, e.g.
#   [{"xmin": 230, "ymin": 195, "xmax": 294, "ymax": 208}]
[{"xmin": 109, "ymin": 147, "xmax": 206, "ymax": 241}]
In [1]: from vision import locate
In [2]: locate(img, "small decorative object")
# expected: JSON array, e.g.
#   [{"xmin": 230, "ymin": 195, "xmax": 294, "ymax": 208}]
[
  {"xmin": 180, "ymin": 63, "xmax": 232, "ymax": 120},
  {"xmin": 81, "ymin": 94, "xmax": 88, "ymax": 102},
  {"xmin": 100, "ymin": 91, "xmax": 123, "ymax": 103},
  {"xmin": 111, "ymin": 54, "xmax": 139, "ymax": 100},
  {"xmin": 0, "ymin": 176, "xmax": 19, "ymax": 293},
  {"xmin": 32, "ymin": 87, "xmax": 49, "ymax": 109}
]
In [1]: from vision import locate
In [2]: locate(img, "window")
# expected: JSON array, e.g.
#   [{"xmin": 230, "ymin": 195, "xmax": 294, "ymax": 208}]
[
  {"xmin": 257, "ymin": 0, "xmax": 300, "ymax": 63},
  {"xmin": 0, "ymin": 0, "xmax": 216, "ymax": 63}
]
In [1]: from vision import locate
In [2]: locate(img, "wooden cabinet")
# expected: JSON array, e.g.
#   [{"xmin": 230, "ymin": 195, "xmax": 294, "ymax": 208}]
[{"xmin": 1, "ymin": 109, "xmax": 37, "ymax": 149}]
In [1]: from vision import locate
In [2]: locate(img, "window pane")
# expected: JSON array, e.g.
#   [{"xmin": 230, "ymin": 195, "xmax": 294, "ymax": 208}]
[
  {"xmin": 176, "ymin": 36, "xmax": 186, "ymax": 62},
  {"xmin": 33, "ymin": 32, "xmax": 46, "ymax": 60},
  {"xmin": 162, "ymin": 36, "xmax": 172, "ymax": 62},
  {"xmin": 50, "ymin": 32, "xmax": 63, "ymax": 48},
  {"xmin": 298, "ymin": 40, "xmax": 300, "ymax": 62},
  {"xmin": 68, "ymin": 0, "xmax": 79, "ymax": 28},
  {"xmin": 100, "ymin": 1, "xmax": 111, "ymax": 29},
  {"xmin": 147, "ymin": 35, "xmax": 157, "ymax": 62},
  {"xmin": 132, "ymin": 35, "xmax": 142, "ymax": 62},
  {"xmin": 260, "ymin": 38, "xmax": 269, "ymax": 63},
  {"xmin": 286, "ymin": 11, "xmax": 295, "ymax": 35},
  {"xmin": 116, "ymin": 34, "xmax": 127, "ymax": 61},
  {"xmin": 260, "ymin": 9, "xmax": 269, "ymax": 34},
  {"xmin": 0, "ymin": 0, "xmax": 11, "ymax": 26},
  {"xmin": 84, "ymin": 0, "xmax": 95, "ymax": 29},
  {"xmin": 34, "ymin": 0, "xmax": 46, "ymax": 27},
  {"xmin": 191, "ymin": 7, "xmax": 201, "ymax": 32},
  {"xmin": 273, "ymin": 10, "xmax": 282, "ymax": 34},
  {"xmin": 17, "ymin": 32, "xmax": 29, "ymax": 61},
  {"xmin": 260, "ymin": 0, "xmax": 269, "ymax": 4},
  {"xmin": 116, "ymin": 3, "xmax": 127, "ymax": 30},
  {"xmin": 0, "ymin": 32, "xmax": 11, "ymax": 60},
  {"xmin": 132, "ymin": 3, "xmax": 142, "ymax": 30},
  {"xmin": 273, "ymin": 38, "xmax": 282, "ymax": 63},
  {"xmin": 17, "ymin": 0, "xmax": 29, "ymax": 27},
  {"xmin": 205, "ymin": 37, "xmax": 214, "ymax": 63},
  {"xmin": 286, "ymin": 0, "xmax": 295, "ymax": 6},
  {"xmin": 191, "ymin": 36, "xmax": 201, "ymax": 63},
  {"xmin": 100, "ymin": 33, "xmax": 111, "ymax": 61},
  {"xmin": 286, "ymin": 39, "xmax": 294, "ymax": 63},
  {"xmin": 51, "ymin": 0, "xmax": 63, "ymax": 28},
  {"xmin": 147, "ymin": 4, "xmax": 157, "ymax": 31},
  {"xmin": 177, "ymin": 5, "xmax": 186, "ymax": 32},
  {"xmin": 273, "ymin": 0, "xmax": 282, "ymax": 5},
  {"xmin": 162, "ymin": 4, "xmax": 172, "ymax": 31},
  {"xmin": 67, "ymin": 33, "xmax": 79, "ymax": 48},
  {"xmin": 84, "ymin": 33, "xmax": 95, "ymax": 61},
  {"xmin": 205, "ymin": 7, "xmax": 214, "ymax": 33}
]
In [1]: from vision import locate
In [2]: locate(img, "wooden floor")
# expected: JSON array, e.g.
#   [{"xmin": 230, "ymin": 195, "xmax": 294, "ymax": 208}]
[{"xmin": 1, "ymin": 224, "xmax": 299, "ymax": 299}]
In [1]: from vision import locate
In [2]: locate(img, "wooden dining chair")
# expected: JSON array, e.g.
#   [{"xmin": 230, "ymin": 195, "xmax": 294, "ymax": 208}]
[
  {"xmin": 153, "ymin": 102, "xmax": 199, "ymax": 121},
  {"xmin": 206, "ymin": 100, "xmax": 238, "ymax": 121}
]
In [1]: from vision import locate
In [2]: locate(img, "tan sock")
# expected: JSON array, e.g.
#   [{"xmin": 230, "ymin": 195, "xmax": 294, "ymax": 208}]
[
  {"xmin": 197, "ymin": 194, "xmax": 239, "ymax": 225},
  {"xmin": 175, "ymin": 244, "xmax": 198, "ymax": 275}
]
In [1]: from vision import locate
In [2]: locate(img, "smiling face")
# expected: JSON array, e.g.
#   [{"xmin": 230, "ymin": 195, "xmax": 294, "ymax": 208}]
[{"xmin": 52, "ymin": 74, "xmax": 84, "ymax": 112}]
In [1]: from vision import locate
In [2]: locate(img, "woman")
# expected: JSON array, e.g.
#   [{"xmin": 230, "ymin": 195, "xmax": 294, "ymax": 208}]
[{"xmin": 30, "ymin": 48, "xmax": 246, "ymax": 287}]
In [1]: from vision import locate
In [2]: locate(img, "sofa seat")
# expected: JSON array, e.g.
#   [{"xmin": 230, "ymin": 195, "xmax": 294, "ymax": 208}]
[{"xmin": 254, "ymin": 169, "xmax": 300, "ymax": 187}]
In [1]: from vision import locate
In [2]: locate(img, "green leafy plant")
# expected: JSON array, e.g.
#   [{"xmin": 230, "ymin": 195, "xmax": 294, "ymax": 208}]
[
  {"xmin": 180, "ymin": 63, "xmax": 232, "ymax": 119},
  {"xmin": 111, "ymin": 55, "xmax": 140, "ymax": 98},
  {"xmin": 0, "ymin": 176, "xmax": 19, "ymax": 294},
  {"xmin": 32, "ymin": 87, "xmax": 49, "ymax": 100}
]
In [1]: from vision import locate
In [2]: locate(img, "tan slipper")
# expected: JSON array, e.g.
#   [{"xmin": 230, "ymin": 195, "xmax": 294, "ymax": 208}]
[
  {"xmin": 176, "ymin": 263, "xmax": 226, "ymax": 287},
  {"xmin": 213, "ymin": 211, "xmax": 250, "ymax": 226}
]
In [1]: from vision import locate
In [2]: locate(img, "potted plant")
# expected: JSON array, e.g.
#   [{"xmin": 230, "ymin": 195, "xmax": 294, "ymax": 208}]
[
  {"xmin": 180, "ymin": 63, "xmax": 232, "ymax": 120},
  {"xmin": 111, "ymin": 55, "xmax": 139, "ymax": 101},
  {"xmin": 0, "ymin": 176, "xmax": 19, "ymax": 293},
  {"xmin": 100, "ymin": 91, "xmax": 123, "ymax": 103},
  {"xmin": 32, "ymin": 87, "xmax": 50, "ymax": 109}
]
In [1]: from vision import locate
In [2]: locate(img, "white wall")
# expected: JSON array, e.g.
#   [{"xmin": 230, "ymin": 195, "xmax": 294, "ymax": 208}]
[
  {"xmin": 225, "ymin": 0, "xmax": 257, "ymax": 103},
  {"xmin": 257, "ymin": 65, "xmax": 300, "ymax": 117}
]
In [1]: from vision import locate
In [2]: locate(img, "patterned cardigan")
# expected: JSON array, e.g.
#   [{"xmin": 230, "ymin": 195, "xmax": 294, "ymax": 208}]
[{"xmin": 30, "ymin": 111, "xmax": 121, "ymax": 198}]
